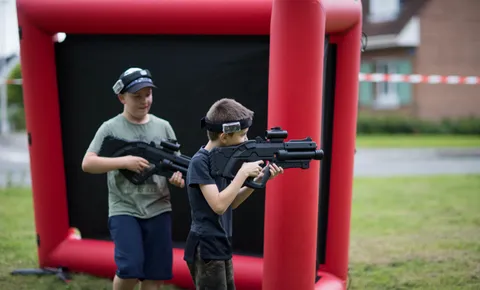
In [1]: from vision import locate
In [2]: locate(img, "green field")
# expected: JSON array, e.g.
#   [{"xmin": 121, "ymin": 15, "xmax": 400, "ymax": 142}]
[
  {"xmin": 1, "ymin": 175, "xmax": 479, "ymax": 289},
  {"xmin": 349, "ymin": 175, "xmax": 480, "ymax": 289},
  {"xmin": 356, "ymin": 134, "xmax": 480, "ymax": 148}
]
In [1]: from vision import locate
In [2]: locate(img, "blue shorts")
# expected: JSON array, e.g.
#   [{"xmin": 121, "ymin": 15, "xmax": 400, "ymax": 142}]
[{"xmin": 108, "ymin": 212, "xmax": 173, "ymax": 281}]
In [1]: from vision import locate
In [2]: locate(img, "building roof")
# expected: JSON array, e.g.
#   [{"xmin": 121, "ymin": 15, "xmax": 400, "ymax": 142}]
[{"xmin": 362, "ymin": 0, "xmax": 430, "ymax": 36}]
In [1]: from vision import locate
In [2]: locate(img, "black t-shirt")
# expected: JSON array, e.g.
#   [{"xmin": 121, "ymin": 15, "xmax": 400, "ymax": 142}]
[{"xmin": 183, "ymin": 147, "xmax": 233, "ymax": 263}]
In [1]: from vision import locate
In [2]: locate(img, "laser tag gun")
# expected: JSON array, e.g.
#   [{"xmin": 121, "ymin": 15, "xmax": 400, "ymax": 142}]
[
  {"xmin": 98, "ymin": 136, "xmax": 191, "ymax": 185},
  {"xmin": 208, "ymin": 127, "xmax": 324, "ymax": 189}
]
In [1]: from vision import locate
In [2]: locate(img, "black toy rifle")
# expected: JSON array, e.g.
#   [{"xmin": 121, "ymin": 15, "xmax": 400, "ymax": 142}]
[
  {"xmin": 98, "ymin": 136, "xmax": 191, "ymax": 185},
  {"xmin": 209, "ymin": 127, "xmax": 324, "ymax": 189}
]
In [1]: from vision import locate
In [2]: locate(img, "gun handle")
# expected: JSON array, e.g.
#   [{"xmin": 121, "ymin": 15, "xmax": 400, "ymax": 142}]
[
  {"xmin": 243, "ymin": 167, "xmax": 272, "ymax": 189},
  {"xmin": 121, "ymin": 164, "xmax": 157, "ymax": 185}
]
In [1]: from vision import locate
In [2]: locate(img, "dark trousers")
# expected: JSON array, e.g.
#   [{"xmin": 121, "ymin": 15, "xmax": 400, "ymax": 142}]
[
  {"xmin": 108, "ymin": 212, "xmax": 173, "ymax": 281},
  {"xmin": 187, "ymin": 246, "xmax": 235, "ymax": 290}
]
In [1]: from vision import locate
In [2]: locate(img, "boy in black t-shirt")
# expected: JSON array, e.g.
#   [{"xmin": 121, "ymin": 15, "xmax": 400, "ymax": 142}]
[{"xmin": 184, "ymin": 98, "xmax": 284, "ymax": 289}]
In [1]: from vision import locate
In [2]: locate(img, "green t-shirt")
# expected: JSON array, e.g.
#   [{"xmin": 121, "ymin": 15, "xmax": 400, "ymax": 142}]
[{"xmin": 86, "ymin": 114, "xmax": 177, "ymax": 219}]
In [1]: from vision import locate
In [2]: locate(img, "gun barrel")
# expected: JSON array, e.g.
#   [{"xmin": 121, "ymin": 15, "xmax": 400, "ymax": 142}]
[
  {"xmin": 161, "ymin": 140, "xmax": 181, "ymax": 152},
  {"xmin": 277, "ymin": 149, "xmax": 324, "ymax": 161},
  {"xmin": 163, "ymin": 159, "xmax": 188, "ymax": 175},
  {"xmin": 176, "ymin": 156, "xmax": 191, "ymax": 168}
]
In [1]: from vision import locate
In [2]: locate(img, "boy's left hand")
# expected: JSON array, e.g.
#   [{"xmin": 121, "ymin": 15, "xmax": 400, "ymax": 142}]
[
  {"xmin": 169, "ymin": 171, "xmax": 185, "ymax": 188},
  {"xmin": 253, "ymin": 162, "xmax": 284, "ymax": 182},
  {"xmin": 267, "ymin": 163, "xmax": 284, "ymax": 180}
]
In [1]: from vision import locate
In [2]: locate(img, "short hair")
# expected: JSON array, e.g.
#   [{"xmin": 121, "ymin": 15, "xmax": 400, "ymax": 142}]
[{"xmin": 206, "ymin": 98, "xmax": 254, "ymax": 141}]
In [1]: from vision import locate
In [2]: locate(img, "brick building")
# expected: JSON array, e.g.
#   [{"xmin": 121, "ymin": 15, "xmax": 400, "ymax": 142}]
[{"xmin": 359, "ymin": 0, "xmax": 480, "ymax": 121}]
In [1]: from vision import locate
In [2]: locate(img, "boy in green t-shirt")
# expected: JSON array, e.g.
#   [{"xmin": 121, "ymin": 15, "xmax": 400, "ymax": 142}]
[{"xmin": 82, "ymin": 67, "xmax": 184, "ymax": 290}]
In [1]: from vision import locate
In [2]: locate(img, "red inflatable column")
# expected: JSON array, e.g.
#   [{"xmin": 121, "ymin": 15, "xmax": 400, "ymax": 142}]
[
  {"xmin": 17, "ymin": 9, "xmax": 69, "ymax": 266},
  {"xmin": 263, "ymin": 0, "xmax": 326, "ymax": 289},
  {"xmin": 325, "ymin": 21, "xmax": 362, "ymax": 281}
]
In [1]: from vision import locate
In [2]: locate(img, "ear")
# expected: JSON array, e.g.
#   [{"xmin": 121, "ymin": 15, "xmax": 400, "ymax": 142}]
[
  {"xmin": 219, "ymin": 133, "xmax": 229, "ymax": 145},
  {"xmin": 117, "ymin": 94, "xmax": 127, "ymax": 104}
]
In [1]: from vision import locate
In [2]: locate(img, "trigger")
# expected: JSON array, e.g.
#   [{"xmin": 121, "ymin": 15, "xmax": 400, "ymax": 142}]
[
  {"xmin": 262, "ymin": 160, "xmax": 271, "ymax": 170},
  {"xmin": 261, "ymin": 165, "xmax": 269, "ymax": 173}
]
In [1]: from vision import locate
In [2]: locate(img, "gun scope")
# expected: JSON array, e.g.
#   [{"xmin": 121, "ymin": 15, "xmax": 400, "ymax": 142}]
[
  {"xmin": 161, "ymin": 139, "xmax": 181, "ymax": 152},
  {"xmin": 266, "ymin": 127, "xmax": 288, "ymax": 140}
]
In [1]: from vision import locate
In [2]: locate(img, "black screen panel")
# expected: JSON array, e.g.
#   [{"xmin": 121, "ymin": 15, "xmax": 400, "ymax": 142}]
[
  {"xmin": 316, "ymin": 41, "xmax": 337, "ymax": 268},
  {"xmin": 54, "ymin": 34, "xmax": 270, "ymax": 256}
]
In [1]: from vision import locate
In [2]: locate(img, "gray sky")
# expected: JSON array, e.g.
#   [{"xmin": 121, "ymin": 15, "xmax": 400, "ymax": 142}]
[{"xmin": 0, "ymin": 0, "xmax": 20, "ymax": 58}]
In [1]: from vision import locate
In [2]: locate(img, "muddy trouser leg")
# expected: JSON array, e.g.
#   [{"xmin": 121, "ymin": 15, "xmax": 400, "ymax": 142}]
[
  {"xmin": 186, "ymin": 246, "xmax": 235, "ymax": 290},
  {"xmin": 224, "ymin": 257, "xmax": 235, "ymax": 290}
]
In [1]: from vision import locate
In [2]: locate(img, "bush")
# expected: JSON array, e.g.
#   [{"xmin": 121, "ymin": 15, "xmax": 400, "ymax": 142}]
[{"xmin": 357, "ymin": 115, "xmax": 480, "ymax": 135}]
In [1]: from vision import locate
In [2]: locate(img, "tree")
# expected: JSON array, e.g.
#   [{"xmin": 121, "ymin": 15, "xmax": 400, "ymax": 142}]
[
  {"xmin": 6, "ymin": 63, "xmax": 26, "ymax": 131},
  {"xmin": 6, "ymin": 63, "xmax": 23, "ymax": 107}
]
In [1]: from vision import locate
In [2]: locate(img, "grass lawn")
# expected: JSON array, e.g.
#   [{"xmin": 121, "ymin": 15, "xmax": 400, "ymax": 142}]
[
  {"xmin": 1, "ymin": 175, "xmax": 479, "ymax": 289},
  {"xmin": 356, "ymin": 134, "xmax": 480, "ymax": 148},
  {"xmin": 349, "ymin": 174, "xmax": 480, "ymax": 289}
]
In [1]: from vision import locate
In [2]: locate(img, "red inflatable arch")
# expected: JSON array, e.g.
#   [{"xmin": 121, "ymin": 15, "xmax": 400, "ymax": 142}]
[{"xmin": 15, "ymin": 0, "xmax": 361, "ymax": 289}]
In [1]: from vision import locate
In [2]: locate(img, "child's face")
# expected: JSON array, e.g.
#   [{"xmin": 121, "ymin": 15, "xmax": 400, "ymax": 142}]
[
  {"xmin": 220, "ymin": 128, "xmax": 249, "ymax": 147},
  {"xmin": 119, "ymin": 87, "xmax": 153, "ymax": 119}
]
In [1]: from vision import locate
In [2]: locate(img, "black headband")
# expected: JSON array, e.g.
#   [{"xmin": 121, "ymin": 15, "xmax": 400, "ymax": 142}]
[{"xmin": 200, "ymin": 117, "xmax": 252, "ymax": 133}]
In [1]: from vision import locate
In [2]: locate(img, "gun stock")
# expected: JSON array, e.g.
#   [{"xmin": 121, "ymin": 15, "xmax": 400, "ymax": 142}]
[
  {"xmin": 209, "ymin": 127, "xmax": 324, "ymax": 189},
  {"xmin": 98, "ymin": 136, "xmax": 191, "ymax": 185}
]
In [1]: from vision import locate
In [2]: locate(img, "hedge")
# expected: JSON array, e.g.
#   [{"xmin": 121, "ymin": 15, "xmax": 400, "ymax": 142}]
[{"xmin": 357, "ymin": 115, "xmax": 480, "ymax": 135}]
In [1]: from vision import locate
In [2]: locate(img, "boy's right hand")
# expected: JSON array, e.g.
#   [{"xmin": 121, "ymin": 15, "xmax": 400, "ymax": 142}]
[
  {"xmin": 239, "ymin": 160, "xmax": 264, "ymax": 178},
  {"xmin": 121, "ymin": 155, "xmax": 150, "ymax": 173}
]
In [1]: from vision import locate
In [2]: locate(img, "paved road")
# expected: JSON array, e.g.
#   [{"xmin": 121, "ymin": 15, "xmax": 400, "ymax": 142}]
[
  {"xmin": 0, "ymin": 134, "xmax": 31, "ymax": 187},
  {"xmin": 354, "ymin": 147, "xmax": 480, "ymax": 177},
  {"xmin": 1, "ymin": 133, "xmax": 480, "ymax": 188}
]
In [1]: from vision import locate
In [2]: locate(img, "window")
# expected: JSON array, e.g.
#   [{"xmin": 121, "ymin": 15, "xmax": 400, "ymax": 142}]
[
  {"xmin": 374, "ymin": 61, "xmax": 400, "ymax": 109},
  {"xmin": 369, "ymin": 0, "xmax": 401, "ymax": 22},
  {"xmin": 359, "ymin": 59, "xmax": 413, "ymax": 110}
]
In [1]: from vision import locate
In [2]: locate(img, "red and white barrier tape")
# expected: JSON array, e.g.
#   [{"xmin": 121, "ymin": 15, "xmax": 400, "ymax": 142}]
[
  {"xmin": 2, "ymin": 74, "xmax": 480, "ymax": 85},
  {"xmin": 358, "ymin": 73, "xmax": 480, "ymax": 85},
  {"xmin": 0, "ymin": 79, "xmax": 23, "ymax": 85}
]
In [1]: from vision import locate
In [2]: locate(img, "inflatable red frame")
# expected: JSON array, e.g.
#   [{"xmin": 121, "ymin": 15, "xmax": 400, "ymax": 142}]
[{"xmin": 16, "ymin": 0, "xmax": 361, "ymax": 289}]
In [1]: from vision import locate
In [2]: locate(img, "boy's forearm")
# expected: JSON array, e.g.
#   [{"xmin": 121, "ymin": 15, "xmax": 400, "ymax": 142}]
[
  {"xmin": 82, "ymin": 156, "xmax": 125, "ymax": 174},
  {"xmin": 216, "ymin": 173, "xmax": 248, "ymax": 214},
  {"xmin": 231, "ymin": 186, "xmax": 255, "ymax": 209}
]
